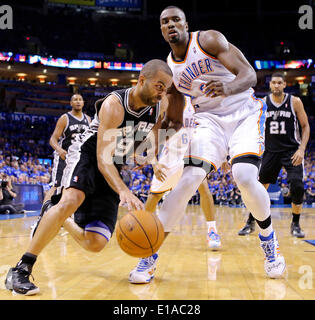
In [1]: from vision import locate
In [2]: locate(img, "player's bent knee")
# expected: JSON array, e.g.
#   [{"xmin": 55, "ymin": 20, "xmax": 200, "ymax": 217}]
[
  {"xmin": 85, "ymin": 232, "xmax": 108, "ymax": 252},
  {"xmin": 233, "ymin": 175, "xmax": 252, "ymax": 190},
  {"xmin": 232, "ymin": 161, "xmax": 259, "ymax": 190},
  {"xmin": 84, "ymin": 220, "xmax": 111, "ymax": 252},
  {"xmin": 290, "ymin": 179, "xmax": 304, "ymax": 205},
  {"xmin": 67, "ymin": 187, "xmax": 85, "ymax": 203},
  {"xmin": 54, "ymin": 189, "xmax": 85, "ymax": 221},
  {"xmin": 61, "ymin": 188, "xmax": 85, "ymax": 209}
]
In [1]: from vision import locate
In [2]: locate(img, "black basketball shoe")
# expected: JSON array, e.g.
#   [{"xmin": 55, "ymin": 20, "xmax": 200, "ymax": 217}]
[
  {"xmin": 238, "ymin": 221, "xmax": 255, "ymax": 236},
  {"xmin": 5, "ymin": 263, "xmax": 39, "ymax": 295},
  {"xmin": 291, "ymin": 222, "xmax": 305, "ymax": 238}
]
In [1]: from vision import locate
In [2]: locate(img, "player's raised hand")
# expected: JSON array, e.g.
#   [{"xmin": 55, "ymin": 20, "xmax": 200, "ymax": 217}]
[{"xmin": 119, "ymin": 189, "xmax": 144, "ymax": 212}]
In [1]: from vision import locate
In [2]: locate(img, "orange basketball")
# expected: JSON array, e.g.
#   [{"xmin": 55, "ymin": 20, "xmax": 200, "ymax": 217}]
[{"xmin": 116, "ymin": 210, "xmax": 164, "ymax": 258}]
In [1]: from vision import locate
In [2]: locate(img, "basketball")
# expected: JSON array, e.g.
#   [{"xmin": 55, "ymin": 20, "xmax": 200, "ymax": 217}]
[{"xmin": 116, "ymin": 210, "xmax": 164, "ymax": 258}]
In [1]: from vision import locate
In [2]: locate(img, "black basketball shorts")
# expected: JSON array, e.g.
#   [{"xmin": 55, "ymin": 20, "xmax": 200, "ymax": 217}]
[
  {"xmin": 259, "ymin": 149, "xmax": 304, "ymax": 185},
  {"xmin": 51, "ymin": 153, "xmax": 66, "ymax": 188},
  {"xmin": 61, "ymin": 133, "xmax": 120, "ymax": 234}
]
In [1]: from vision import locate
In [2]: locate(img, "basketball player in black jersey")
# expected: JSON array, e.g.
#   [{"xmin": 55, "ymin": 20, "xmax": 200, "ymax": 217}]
[
  {"xmin": 31, "ymin": 94, "xmax": 91, "ymax": 237},
  {"xmin": 5, "ymin": 59, "xmax": 185, "ymax": 295},
  {"xmin": 238, "ymin": 73, "xmax": 310, "ymax": 238}
]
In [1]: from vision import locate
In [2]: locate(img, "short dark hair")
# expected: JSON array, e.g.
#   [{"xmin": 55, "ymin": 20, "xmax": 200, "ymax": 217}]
[
  {"xmin": 160, "ymin": 5, "xmax": 186, "ymax": 20},
  {"xmin": 140, "ymin": 59, "xmax": 173, "ymax": 78},
  {"xmin": 271, "ymin": 72, "xmax": 285, "ymax": 81},
  {"xmin": 70, "ymin": 93, "xmax": 83, "ymax": 101}
]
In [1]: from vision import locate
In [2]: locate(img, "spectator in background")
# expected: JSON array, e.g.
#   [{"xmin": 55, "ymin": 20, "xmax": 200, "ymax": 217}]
[
  {"xmin": 130, "ymin": 179, "xmax": 141, "ymax": 196},
  {"xmin": 143, "ymin": 178, "xmax": 151, "ymax": 193},
  {"xmin": 17, "ymin": 174, "xmax": 28, "ymax": 185},
  {"xmin": 120, "ymin": 165, "xmax": 132, "ymax": 187},
  {"xmin": 305, "ymin": 182, "xmax": 315, "ymax": 205},
  {"xmin": 2, "ymin": 156, "xmax": 14, "ymax": 176},
  {"xmin": 135, "ymin": 169, "xmax": 147, "ymax": 183},
  {"xmin": 11, "ymin": 159, "xmax": 23, "ymax": 183},
  {"xmin": 189, "ymin": 190, "xmax": 200, "ymax": 205},
  {"xmin": 38, "ymin": 175, "xmax": 51, "ymax": 197},
  {"xmin": 138, "ymin": 185, "xmax": 149, "ymax": 203},
  {"xmin": 229, "ymin": 186, "xmax": 243, "ymax": 206},
  {"xmin": 0, "ymin": 161, "xmax": 5, "ymax": 175},
  {"xmin": 216, "ymin": 183, "xmax": 228, "ymax": 206},
  {"xmin": 20, "ymin": 152, "xmax": 28, "ymax": 163},
  {"xmin": 208, "ymin": 180, "xmax": 218, "ymax": 194},
  {"xmin": 0, "ymin": 173, "xmax": 24, "ymax": 214}
]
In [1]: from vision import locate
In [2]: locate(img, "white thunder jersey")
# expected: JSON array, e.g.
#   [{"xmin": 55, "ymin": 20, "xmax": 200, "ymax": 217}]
[
  {"xmin": 150, "ymin": 96, "xmax": 195, "ymax": 193},
  {"xmin": 167, "ymin": 31, "xmax": 254, "ymax": 116}
]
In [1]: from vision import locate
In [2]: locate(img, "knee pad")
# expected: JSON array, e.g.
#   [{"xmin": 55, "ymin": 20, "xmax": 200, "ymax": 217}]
[{"xmin": 290, "ymin": 179, "xmax": 304, "ymax": 205}]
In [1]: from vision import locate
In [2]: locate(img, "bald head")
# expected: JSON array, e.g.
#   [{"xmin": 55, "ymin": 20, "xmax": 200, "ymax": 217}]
[
  {"xmin": 140, "ymin": 59, "xmax": 173, "ymax": 79},
  {"xmin": 160, "ymin": 6, "xmax": 186, "ymax": 21}
]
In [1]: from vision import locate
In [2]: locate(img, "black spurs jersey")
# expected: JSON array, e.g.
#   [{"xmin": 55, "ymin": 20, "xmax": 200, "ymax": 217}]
[
  {"xmin": 88, "ymin": 87, "xmax": 161, "ymax": 168},
  {"xmin": 58, "ymin": 112, "xmax": 90, "ymax": 152},
  {"xmin": 265, "ymin": 93, "xmax": 301, "ymax": 152}
]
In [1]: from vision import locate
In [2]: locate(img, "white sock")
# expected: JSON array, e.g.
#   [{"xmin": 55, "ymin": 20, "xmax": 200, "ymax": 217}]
[
  {"xmin": 206, "ymin": 221, "xmax": 217, "ymax": 233},
  {"xmin": 159, "ymin": 166, "xmax": 206, "ymax": 232},
  {"xmin": 259, "ymin": 224, "xmax": 274, "ymax": 238},
  {"xmin": 232, "ymin": 162, "xmax": 273, "ymax": 238}
]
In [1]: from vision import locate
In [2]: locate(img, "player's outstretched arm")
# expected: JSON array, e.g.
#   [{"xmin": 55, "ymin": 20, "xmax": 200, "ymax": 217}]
[{"xmin": 97, "ymin": 96, "xmax": 144, "ymax": 211}]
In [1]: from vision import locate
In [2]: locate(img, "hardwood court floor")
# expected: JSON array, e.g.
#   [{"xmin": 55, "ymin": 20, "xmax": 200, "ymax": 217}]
[{"xmin": 0, "ymin": 206, "xmax": 315, "ymax": 300}]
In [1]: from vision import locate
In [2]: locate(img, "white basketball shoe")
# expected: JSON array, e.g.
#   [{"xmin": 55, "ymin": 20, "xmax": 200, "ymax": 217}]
[
  {"xmin": 259, "ymin": 231, "xmax": 286, "ymax": 278},
  {"xmin": 129, "ymin": 253, "xmax": 158, "ymax": 284},
  {"xmin": 207, "ymin": 229, "xmax": 221, "ymax": 250}
]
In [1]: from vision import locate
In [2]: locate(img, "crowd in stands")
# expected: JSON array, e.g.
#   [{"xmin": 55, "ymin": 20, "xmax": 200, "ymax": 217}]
[
  {"xmin": 0, "ymin": 154, "xmax": 51, "ymax": 196},
  {"xmin": 1, "ymin": 148, "xmax": 315, "ymax": 208},
  {"xmin": 0, "ymin": 79, "xmax": 315, "ymax": 209},
  {"xmin": 0, "ymin": 115, "xmax": 56, "ymax": 159}
]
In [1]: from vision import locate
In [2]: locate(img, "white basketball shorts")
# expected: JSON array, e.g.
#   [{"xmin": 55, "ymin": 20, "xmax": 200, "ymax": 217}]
[{"xmin": 184, "ymin": 95, "xmax": 266, "ymax": 172}]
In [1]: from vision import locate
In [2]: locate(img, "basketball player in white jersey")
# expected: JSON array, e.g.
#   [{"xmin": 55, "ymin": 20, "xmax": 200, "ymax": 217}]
[
  {"xmin": 146, "ymin": 95, "xmax": 220, "ymax": 247},
  {"xmin": 129, "ymin": 6, "xmax": 286, "ymax": 283}
]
